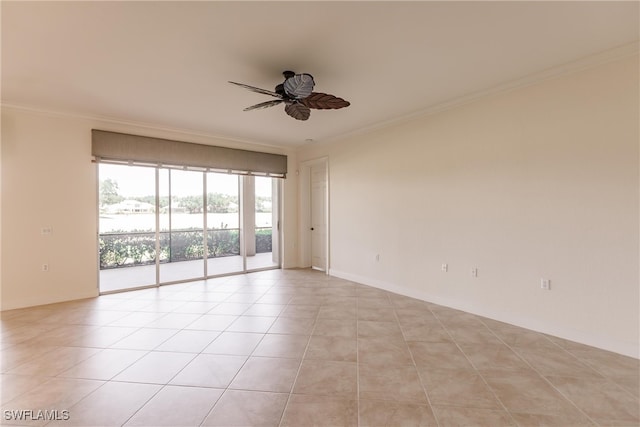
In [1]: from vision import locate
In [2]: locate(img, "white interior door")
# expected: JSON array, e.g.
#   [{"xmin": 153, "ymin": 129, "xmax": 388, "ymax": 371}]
[{"xmin": 310, "ymin": 163, "xmax": 327, "ymax": 271}]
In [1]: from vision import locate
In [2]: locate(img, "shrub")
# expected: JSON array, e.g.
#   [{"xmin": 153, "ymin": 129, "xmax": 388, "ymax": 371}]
[
  {"xmin": 99, "ymin": 231, "xmax": 155, "ymax": 269},
  {"xmin": 255, "ymin": 228, "xmax": 272, "ymax": 253},
  {"xmin": 208, "ymin": 229, "xmax": 240, "ymax": 257},
  {"xmin": 100, "ymin": 227, "xmax": 272, "ymax": 269}
]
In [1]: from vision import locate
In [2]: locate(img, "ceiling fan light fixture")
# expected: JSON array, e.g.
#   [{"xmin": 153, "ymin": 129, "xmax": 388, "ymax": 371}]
[{"xmin": 230, "ymin": 71, "xmax": 350, "ymax": 121}]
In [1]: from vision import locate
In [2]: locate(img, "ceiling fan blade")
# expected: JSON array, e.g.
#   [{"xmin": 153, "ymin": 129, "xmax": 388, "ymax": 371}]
[
  {"xmin": 243, "ymin": 100, "xmax": 284, "ymax": 111},
  {"xmin": 229, "ymin": 81, "xmax": 282, "ymax": 98},
  {"xmin": 284, "ymin": 102, "xmax": 311, "ymax": 121},
  {"xmin": 301, "ymin": 92, "xmax": 350, "ymax": 110},
  {"xmin": 283, "ymin": 73, "xmax": 315, "ymax": 99}
]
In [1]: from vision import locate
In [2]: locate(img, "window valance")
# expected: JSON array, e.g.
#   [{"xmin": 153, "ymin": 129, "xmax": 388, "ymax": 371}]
[{"xmin": 91, "ymin": 130, "xmax": 287, "ymax": 178}]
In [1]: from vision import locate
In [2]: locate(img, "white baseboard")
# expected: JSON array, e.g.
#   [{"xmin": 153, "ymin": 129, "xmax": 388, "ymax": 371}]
[
  {"xmin": 1, "ymin": 289, "xmax": 99, "ymax": 311},
  {"xmin": 329, "ymin": 269, "xmax": 639, "ymax": 359}
]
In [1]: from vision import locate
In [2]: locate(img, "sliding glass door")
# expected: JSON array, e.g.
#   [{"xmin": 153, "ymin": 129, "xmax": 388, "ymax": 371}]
[
  {"xmin": 206, "ymin": 172, "xmax": 242, "ymax": 275},
  {"xmin": 159, "ymin": 169, "xmax": 205, "ymax": 283},
  {"xmin": 98, "ymin": 164, "xmax": 157, "ymax": 292},
  {"xmin": 98, "ymin": 163, "xmax": 280, "ymax": 292},
  {"xmin": 247, "ymin": 176, "xmax": 279, "ymax": 270}
]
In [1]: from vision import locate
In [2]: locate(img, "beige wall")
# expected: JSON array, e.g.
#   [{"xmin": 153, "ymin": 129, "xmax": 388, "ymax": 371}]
[
  {"xmin": 298, "ymin": 56, "xmax": 639, "ymax": 357},
  {"xmin": 1, "ymin": 55, "xmax": 636, "ymax": 357},
  {"xmin": 0, "ymin": 108, "xmax": 298, "ymax": 310}
]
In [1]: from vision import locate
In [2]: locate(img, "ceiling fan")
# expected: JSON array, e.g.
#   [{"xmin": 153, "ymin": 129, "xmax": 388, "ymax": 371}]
[{"xmin": 229, "ymin": 71, "xmax": 350, "ymax": 121}]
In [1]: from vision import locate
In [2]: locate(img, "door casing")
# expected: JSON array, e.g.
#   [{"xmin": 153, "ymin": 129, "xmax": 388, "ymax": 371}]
[{"xmin": 299, "ymin": 157, "xmax": 329, "ymax": 272}]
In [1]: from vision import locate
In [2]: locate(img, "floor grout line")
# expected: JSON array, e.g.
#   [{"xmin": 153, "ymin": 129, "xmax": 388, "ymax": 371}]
[
  {"xmin": 394, "ymin": 297, "xmax": 442, "ymax": 427},
  {"xmin": 2, "ymin": 270, "xmax": 638, "ymax": 427},
  {"xmin": 276, "ymin": 299, "xmax": 320, "ymax": 427},
  {"xmin": 475, "ymin": 317, "xmax": 604, "ymax": 426},
  {"xmin": 432, "ymin": 312, "xmax": 519, "ymax": 426}
]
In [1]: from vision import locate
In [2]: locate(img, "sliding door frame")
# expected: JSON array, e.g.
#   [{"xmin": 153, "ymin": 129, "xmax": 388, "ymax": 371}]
[{"xmin": 97, "ymin": 163, "xmax": 282, "ymax": 294}]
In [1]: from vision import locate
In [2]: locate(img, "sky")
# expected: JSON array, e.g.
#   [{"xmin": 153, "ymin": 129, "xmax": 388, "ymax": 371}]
[{"xmin": 99, "ymin": 164, "xmax": 273, "ymax": 198}]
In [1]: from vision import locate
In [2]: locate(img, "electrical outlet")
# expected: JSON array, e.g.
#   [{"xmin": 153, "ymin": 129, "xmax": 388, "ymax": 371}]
[
  {"xmin": 42, "ymin": 264, "xmax": 49, "ymax": 272},
  {"xmin": 441, "ymin": 263, "xmax": 448, "ymax": 272},
  {"xmin": 471, "ymin": 268, "xmax": 478, "ymax": 278},
  {"xmin": 541, "ymin": 279, "xmax": 551, "ymax": 290}
]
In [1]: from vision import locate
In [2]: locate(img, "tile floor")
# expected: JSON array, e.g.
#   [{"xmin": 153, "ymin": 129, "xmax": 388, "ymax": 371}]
[{"xmin": 1, "ymin": 269, "xmax": 638, "ymax": 426}]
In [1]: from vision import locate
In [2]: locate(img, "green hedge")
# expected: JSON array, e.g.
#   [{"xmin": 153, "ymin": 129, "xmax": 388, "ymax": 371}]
[
  {"xmin": 255, "ymin": 228, "xmax": 272, "ymax": 253},
  {"xmin": 100, "ymin": 228, "xmax": 272, "ymax": 269},
  {"xmin": 99, "ymin": 232, "xmax": 156, "ymax": 268}
]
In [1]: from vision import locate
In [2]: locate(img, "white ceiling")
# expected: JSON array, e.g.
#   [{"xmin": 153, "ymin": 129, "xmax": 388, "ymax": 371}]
[{"xmin": 2, "ymin": 1, "xmax": 638, "ymax": 148}]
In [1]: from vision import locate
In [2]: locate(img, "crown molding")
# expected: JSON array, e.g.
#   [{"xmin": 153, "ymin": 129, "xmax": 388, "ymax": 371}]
[
  {"xmin": 318, "ymin": 41, "xmax": 640, "ymax": 148},
  {"xmin": 0, "ymin": 103, "xmax": 292, "ymax": 153},
  {"xmin": 2, "ymin": 41, "xmax": 637, "ymax": 152}
]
